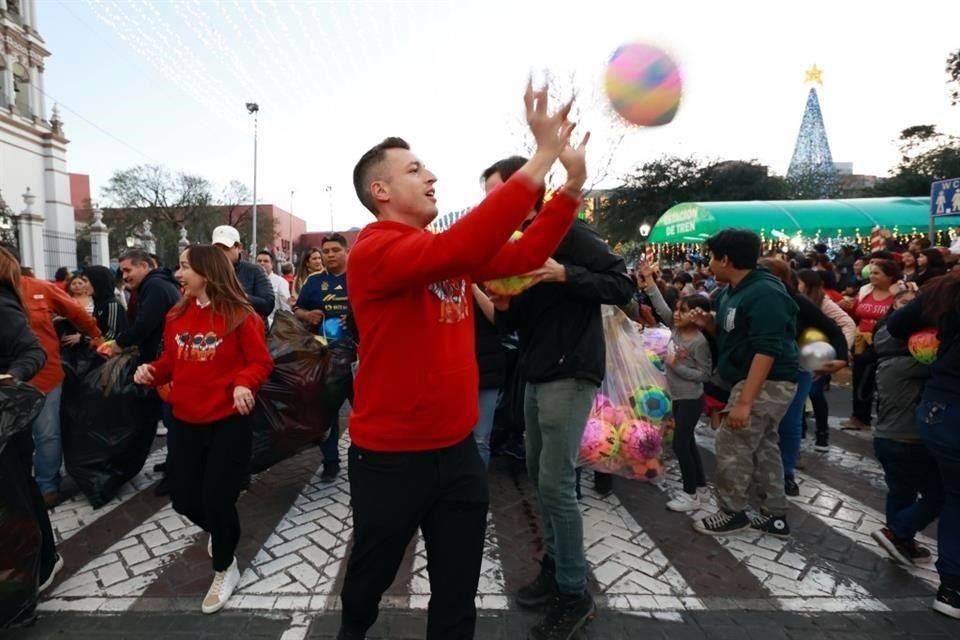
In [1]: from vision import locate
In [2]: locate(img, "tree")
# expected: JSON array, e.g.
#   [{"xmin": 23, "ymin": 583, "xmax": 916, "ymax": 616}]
[
  {"xmin": 860, "ymin": 126, "xmax": 960, "ymax": 197},
  {"xmin": 100, "ymin": 165, "xmax": 219, "ymax": 266},
  {"xmin": 218, "ymin": 180, "xmax": 277, "ymax": 252},
  {"xmin": 594, "ymin": 156, "xmax": 788, "ymax": 246},
  {"xmin": 948, "ymin": 47, "xmax": 960, "ymax": 106}
]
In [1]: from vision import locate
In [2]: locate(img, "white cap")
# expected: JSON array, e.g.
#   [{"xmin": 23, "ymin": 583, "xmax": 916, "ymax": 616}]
[{"xmin": 211, "ymin": 225, "xmax": 241, "ymax": 247}]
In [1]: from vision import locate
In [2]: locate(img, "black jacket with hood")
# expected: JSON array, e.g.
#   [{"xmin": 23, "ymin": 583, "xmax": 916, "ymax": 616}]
[
  {"xmin": 83, "ymin": 266, "xmax": 128, "ymax": 342},
  {"xmin": 0, "ymin": 282, "xmax": 46, "ymax": 381},
  {"xmin": 495, "ymin": 219, "xmax": 635, "ymax": 386},
  {"xmin": 114, "ymin": 268, "xmax": 180, "ymax": 362}
]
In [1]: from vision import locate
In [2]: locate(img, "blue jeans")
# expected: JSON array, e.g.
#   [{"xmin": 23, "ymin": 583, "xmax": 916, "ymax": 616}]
[
  {"xmin": 473, "ymin": 389, "xmax": 499, "ymax": 468},
  {"xmin": 778, "ymin": 370, "xmax": 813, "ymax": 478},
  {"xmin": 873, "ymin": 438, "xmax": 943, "ymax": 541},
  {"xmin": 917, "ymin": 390, "xmax": 960, "ymax": 590},
  {"xmin": 525, "ymin": 378, "xmax": 597, "ymax": 595},
  {"xmin": 808, "ymin": 374, "xmax": 831, "ymax": 444},
  {"xmin": 31, "ymin": 384, "xmax": 62, "ymax": 494}
]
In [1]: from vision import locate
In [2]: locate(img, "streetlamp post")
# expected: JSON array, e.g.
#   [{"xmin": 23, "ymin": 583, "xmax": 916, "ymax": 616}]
[
  {"xmin": 246, "ymin": 102, "xmax": 260, "ymax": 252},
  {"xmin": 325, "ymin": 185, "xmax": 334, "ymax": 232}
]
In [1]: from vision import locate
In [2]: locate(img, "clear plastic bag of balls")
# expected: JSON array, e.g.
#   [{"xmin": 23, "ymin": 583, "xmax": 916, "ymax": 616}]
[{"xmin": 578, "ymin": 308, "xmax": 673, "ymax": 481}]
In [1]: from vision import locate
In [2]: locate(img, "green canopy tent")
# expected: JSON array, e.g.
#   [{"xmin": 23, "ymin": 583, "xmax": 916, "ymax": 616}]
[{"xmin": 648, "ymin": 197, "xmax": 950, "ymax": 244}]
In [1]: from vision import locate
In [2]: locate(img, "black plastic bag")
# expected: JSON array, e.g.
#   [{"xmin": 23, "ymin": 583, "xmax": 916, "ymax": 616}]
[
  {"xmin": 0, "ymin": 380, "xmax": 45, "ymax": 456},
  {"xmin": 249, "ymin": 311, "xmax": 333, "ymax": 472},
  {"xmin": 61, "ymin": 349, "xmax": 160, "ymax": 508}
]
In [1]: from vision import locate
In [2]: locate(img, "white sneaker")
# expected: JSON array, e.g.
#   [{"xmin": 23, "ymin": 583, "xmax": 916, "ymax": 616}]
[
  {"xmin": 697, "ymin": 486, "xmax": 713, "ymax": 503},
  {"xmin": 207, "ymin": 536, "xmax": 213, "ymax": 558},
  {"xmin": 201, "ymin": 557, "xmax": 240, "ymax": 614},
  {"xmin": 666, "ymin": 492, "xmax": 701, "ymax": 512},
  {"xmin": 38, "ymin": 553, "xmax": 65, "ymax": 594}
]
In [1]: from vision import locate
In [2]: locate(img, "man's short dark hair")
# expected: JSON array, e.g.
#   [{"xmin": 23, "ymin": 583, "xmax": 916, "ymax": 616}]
[
  {"xmin": 256, "ymin": 249, "xmax": 276, "ymax": 263},
  {"xmin": 321, "ymin": 233, "xmax": 348, "ymax": 249},
  {"xmin": 281, "ymin": 263, "xmax": 294, "ymax": 275},
  {"xmin": 54, "ymin": 266, "xmax": 69, "ymax": 281},
  {"xmin": 911, "ymin": 237, "xmax": 932, "ymax": 250},
  {"xmin": 706, "ymin": 229, "xmax": 761, "ymax": 270},
  {"xmin": 353, "ymin": 137, "xmax": 410, "ymax": 215},
  {"xmin": 118, "ymin": 248, "xmax": 155, "ymax": 267},
  {"xmin": 481, "ymin": 155, "xmax": 544, "ymax": 212},
  {"xmin": 813, "ymin": 243, "xmax": 828, "ymax": 254}
]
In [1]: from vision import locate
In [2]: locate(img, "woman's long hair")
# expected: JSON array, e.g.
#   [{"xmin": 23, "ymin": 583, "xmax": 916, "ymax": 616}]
[
  {"xmin": 0, "ymin": 246, "xmax": 23, "ymax": 307},
  {"xmin": 294, "ymin": 247, "xmax": 322, "ymax": 294},
  {"xmin": 915, "ymin": 248, "xmax": 947, "ymax": 286},
  {"xmin": 796, "ymin": 269, "xmax": 826, "ymax": 307},
  {"xmin": 172, "ymin": 245, "xmax": 253, "ymax": 334},
  {"xmin": 82, "ymin": 266, "xmax": 118, "ymax": 308},
  {"xmin": 921, "ymin": 270, "xmax": 960, "ymax": 323}
]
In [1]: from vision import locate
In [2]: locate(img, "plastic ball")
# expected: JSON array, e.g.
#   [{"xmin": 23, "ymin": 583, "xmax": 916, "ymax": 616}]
[
  {"xmin": 604, "ymin": 42, "xmax": 682, "ymax": 127},
  {"xmin": 323, "ymin": 317, "xmax": 345, "ymax": 340},
  {"xmin": 799, "ymin": 341, "xmax": 837, "ymax": 371},
  {"xmin": 861, "ymin": 266, "xmax": 872, "ymax": 279},
  {"xmin": 620, "ymin": 420, "xmax": 663, "ymax": 462},
  {"xmin": 579, "ymin": 419, "xmax": 621, "ymax": 465},
  {"xmin": 484, "ymin": 232, "xmax": 536, "ymax": 296},
  {"xmin": 646, "ymin": 349, "xmax": 665, "ymax": 373},
  {"xmin": 592, "ymin": 393, "xmax": 613, "ymax": 414},
  {"xmin": 640, "ymin": 327, "xmax": 671, "ymax": 359},
  {"xmin": 908, "ymin": 328, "xmax": 939, "ymax": 365},
  {"xmin": 631, "ymin": 385, "xmax": 672, "ymax": 421},
  {"xmin": 799, "ymin": 328, "xmax": 828, "ymax": 346},
  {"xmin": 598, "ymin": 404, "xmax": 628, "ymax": 428},
  {"xmin": 644, "ymin": 459, "xmax": 664, "ymax": 480}
]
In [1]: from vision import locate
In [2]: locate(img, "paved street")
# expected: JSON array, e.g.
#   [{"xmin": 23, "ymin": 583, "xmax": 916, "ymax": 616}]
[{"xmin": 11, "ymin": 389, "xmax": 956, "ymax": 639}]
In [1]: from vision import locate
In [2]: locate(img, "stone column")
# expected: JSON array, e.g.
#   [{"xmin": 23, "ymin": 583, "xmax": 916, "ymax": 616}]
[
  {"xmin": 17, "ymin": 188, "xmax": 47, "ymax": 279},
  {"xmin": 88, "ymin": 207, "xmax": 110, "ymax": 267},
  {"xmin": 1, "ymin": 55, "xmax": 14, "ymax": 109},
  {"xmin": 34, "ymin": 65, "xmax": 45, "ymax": 120},
  {"xmin": 139, "ymin": 219, "xmax": 156, "ymax": 255},
  {"xmin": 177, "ymin": 225, "xmax": 190, "ymax": 253},
  {"xmin": 27, "ymin": 63, "xmax": 38, "ymax": 118}
]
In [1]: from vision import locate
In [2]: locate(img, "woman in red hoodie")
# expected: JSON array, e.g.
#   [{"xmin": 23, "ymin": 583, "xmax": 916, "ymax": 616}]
[{"xmin": 134, "ymin": 245, "xmax": 272, "ymax": 615}]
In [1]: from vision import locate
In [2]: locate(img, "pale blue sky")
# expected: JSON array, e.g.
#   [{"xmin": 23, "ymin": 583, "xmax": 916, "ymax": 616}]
[{"xmin": 36, "ymin": 0, "xmax": 959, "ymax": 233}]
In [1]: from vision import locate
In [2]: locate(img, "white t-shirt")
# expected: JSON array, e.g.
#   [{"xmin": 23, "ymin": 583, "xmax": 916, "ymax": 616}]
[{"xmin": 267, "ymin": 272, "xmax": 291, "ymax": 321}]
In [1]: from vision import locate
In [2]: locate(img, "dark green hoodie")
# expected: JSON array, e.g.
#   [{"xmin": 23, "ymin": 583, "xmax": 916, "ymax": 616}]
[{"xmin": 714, "ymin": 268, "xmax": 799, "ymax": 385}]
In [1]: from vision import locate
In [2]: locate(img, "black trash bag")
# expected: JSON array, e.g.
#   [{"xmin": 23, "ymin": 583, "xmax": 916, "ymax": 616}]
[
  {"xmin": 250, "ymin": 311, "xmax": 333, "ymax": 472},
  {"xmin": 0, "ymin": 380, "xmax": 45, "ymax": 456},
  {"xmin": 61, "ymin": 349, "xmax": 160, "ymax": 508},
  {"xmin": 0, "ymin": 438, "xmax": 46, "ymax": 628}
]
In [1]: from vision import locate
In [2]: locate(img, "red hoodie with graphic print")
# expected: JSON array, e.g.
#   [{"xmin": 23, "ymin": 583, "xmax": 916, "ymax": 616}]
[
  {"xmin": 149, "ymin": 301, "xmax": 273, "ymax": 424},
  {"xmin": 347, "ymin": 173, "xmax": 580, "ymax": 452}
]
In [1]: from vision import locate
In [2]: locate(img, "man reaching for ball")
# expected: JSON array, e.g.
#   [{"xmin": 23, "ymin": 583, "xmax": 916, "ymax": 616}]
[{"xmin": 338, "ymin": 83, "xmax": 586, "ymax": 640}]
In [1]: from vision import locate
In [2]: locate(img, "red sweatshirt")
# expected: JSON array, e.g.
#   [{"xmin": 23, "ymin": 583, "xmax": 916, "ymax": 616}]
[
  {"xmin": 149, "ymin": 301, "xmax": 273, "ymax": 424},
  {"xmin": 22, "ymin": 276, "xmax": 102, "ymax": 393},
  {"xmin": 347, "ymin": 173, "xmax": 580, "ymax": 451}
]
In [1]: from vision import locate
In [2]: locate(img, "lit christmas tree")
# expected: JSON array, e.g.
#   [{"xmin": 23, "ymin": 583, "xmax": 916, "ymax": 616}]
[{"xmin": 787, "ymin": 65, "xmax": 840, "ymax": 199}]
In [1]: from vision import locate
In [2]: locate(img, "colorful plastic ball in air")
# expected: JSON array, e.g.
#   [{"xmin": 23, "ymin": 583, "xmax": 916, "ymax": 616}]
[
  {"xmin": 580, "ymin": 419, "xmax": 621, "ymax": 465},
  {"xmin": 799, "ymin": 327, "xmax": 828, "ymax": 346},
  {"xmin": 646, "ymin": 349, "xmax": 665, "ymax": 373},
  {"xmin": 631, "ymin": 385, "xmax": 672, "ymax": 422},
  {"xmin": 620, "ymin": 420, "xmax": 663, "ymax": 462},
  {"xmin": 908, "ymin": 328, "xmax": 939, "ymax": 365},
  {"xmin": 640, "ymin": 327, "xmax": 672, "ymax": 359},
  {"xmin": 604, "ymin": 42, "xmax": 682, "ymax": 127},
  {"xmin": 484, "ymin": 232, "xmax": 536, "ymax": 296}
]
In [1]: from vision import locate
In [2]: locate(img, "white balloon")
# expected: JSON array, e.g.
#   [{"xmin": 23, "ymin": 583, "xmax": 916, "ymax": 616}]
[{"xmin": 799, "ymin": 341, "xmax": 837, "ymax": 372}]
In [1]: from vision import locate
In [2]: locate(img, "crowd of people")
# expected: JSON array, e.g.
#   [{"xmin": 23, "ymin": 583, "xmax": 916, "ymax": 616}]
[{"xmin": 1, "ymin": 83, "xmax": 958, "ymax": 638}]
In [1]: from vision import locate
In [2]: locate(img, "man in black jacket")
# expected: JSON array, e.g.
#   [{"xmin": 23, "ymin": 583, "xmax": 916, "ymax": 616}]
[
  {"xmin": 486, "ymin": 156, "xmax": 635, "ymax": 640},
  {"xmin": 113, "ymin": 249, "xmax": 182, "ymax": 362},
  {"xmin": 211, "ymin": 225, "xmax": 275, "ymax": 320}
]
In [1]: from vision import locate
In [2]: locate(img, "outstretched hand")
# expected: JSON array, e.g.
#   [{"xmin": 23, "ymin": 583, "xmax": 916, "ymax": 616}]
[
  {"xmin": 524, "ymin": 80, "xmax": 575, "ymax": 162},
  {"xmin": 559, "ymin": 132, "xmax": 590, "ymax": 193}
]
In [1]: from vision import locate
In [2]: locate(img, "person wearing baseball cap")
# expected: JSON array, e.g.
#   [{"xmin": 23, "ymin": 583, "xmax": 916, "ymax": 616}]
[{"xmin": 211, "ymin": 225, "xmax": 275, "ymax": 321}]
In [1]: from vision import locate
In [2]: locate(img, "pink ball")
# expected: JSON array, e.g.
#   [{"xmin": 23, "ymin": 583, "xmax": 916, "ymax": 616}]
[
  {"xmin": 605, "ymin": 43, "xmax": 682, "ymax": 127},
  {"xmin": 619, "ymin": 420, "xmax": 663, "ymax": 462},
  {"xmin": 580, "ymin": 419, "xmax": 621, "ymax": 465}
]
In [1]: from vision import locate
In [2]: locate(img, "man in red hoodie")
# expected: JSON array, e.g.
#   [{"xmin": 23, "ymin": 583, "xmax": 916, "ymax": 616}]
[{"xmin": 338, "ymin": 85, "xmax": 586, "ymax": 640}]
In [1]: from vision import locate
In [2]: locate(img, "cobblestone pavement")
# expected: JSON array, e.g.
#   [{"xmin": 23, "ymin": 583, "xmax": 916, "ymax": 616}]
[{"xmin": 11, "ymin": 390, "xmax": 956, "ymax": 638}]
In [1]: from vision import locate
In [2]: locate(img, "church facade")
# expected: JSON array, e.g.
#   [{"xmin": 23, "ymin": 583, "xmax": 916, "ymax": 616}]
[{"xmin": 0, "ymin": 0, "xmax": 75, "ymax": 278}]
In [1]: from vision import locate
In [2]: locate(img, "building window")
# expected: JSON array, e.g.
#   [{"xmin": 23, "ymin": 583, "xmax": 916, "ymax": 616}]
[{"xmin": 13, "ymin": 62, "xmax": 29, "ymax": 116}]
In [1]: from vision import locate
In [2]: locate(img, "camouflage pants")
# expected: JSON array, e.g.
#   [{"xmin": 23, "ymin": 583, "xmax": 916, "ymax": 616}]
[{"xmin": 715, "ymin": 380, "xmax": 797, "ymax": 517}]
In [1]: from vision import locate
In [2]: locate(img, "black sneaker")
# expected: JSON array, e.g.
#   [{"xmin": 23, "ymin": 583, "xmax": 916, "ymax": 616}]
[
  {"xmin": 694, "ymin": 510, "xmax": 750, "ymax": 536},
  {"xmin": 871, "ymin": 528, "xmax": 931, "ymax": 566},
  {"xmin": 528, "ymin": 591, "xmax": 596, "ymax": 640},
  {"xmin": 320, "ymin": 463, "xmax": 340, "ymax": 484},
  {"xmin": 814, "ymin": 438, "xmax": 829, "ymax": 452},
  {"xmin": 593, "ymin": 472, "xmax": 613, "ymax": 497},
  {"xmin": 749, "ymin": 513, "xmax": 791, "ymax": 538},
  {"xmin": 784, "ymin": 477, "xmax": 800, "ymax": 497},
  {"xmin": 933, "ymin": 585, "xmax": 960, "ymax": 619},
  {"xmin": 515, "ymin": 556, "xmax": 558, "ymax": 609}
]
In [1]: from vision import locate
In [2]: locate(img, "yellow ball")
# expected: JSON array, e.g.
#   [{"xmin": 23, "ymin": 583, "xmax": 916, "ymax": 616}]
[{"xmin": 799, "ymin": 328, "xmax": 828, "ymax": 346}]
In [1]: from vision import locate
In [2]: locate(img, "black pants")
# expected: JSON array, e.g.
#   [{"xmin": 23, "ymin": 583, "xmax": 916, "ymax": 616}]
[
  {"xmin": 340, "ymin": 436, "xmax": 489, "ymax": 639},
  {"xmin": 808, "ymin": 375, "xmax": 831, "ymax": 444},
  {"xmin": 168, "ymin": 414, "xmax": 251, "ymax": 572},
  {"xmin": 672, "ymin": 397, "xmax": 706, "ymax": 494},
  {"xmin": 852, "ymin": 352, "xmax": 876, "ymax": 425}
]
